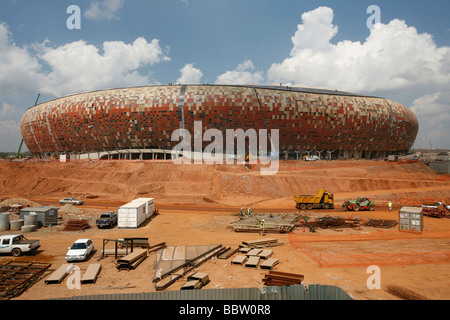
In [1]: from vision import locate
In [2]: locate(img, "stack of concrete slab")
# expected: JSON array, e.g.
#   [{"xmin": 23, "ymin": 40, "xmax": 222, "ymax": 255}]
[
  {"xmin": 45, "ymin": 263, "xmax": 102, "ymax": 285},
  {"xmin": 229, "ymin": 238, "xmax": 280, "ymax": 270},
  {"xmin": 116, "ymin": 249, "xmax": 147, "ymax": 270},
  {"xmin": 81, "ymin": 264, "xmax": 102, "ymax": 284},
  {"xmin": 181, "ymin": 272, "xmax": 210, "ymax": 290}
]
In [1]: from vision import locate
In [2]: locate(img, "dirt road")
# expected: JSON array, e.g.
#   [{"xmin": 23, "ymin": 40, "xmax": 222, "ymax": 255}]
[{"xmin": 0, "ymin": 159, "xmax": 449, "ymax": 300}]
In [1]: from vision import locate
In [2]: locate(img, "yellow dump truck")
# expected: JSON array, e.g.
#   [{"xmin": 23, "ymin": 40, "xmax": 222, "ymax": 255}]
[{"xmin": 294, "ymin": 189, "xmax": 334, "ymax": 210}]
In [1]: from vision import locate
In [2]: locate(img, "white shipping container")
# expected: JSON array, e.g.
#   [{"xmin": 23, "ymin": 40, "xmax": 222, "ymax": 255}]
[
  {"xmin": 118, "ymin": 203, "xmax": 146, "ymax": 229},
  {"xmin": 118, "ymin": 198, "xmax": 155, "ymax": 228},
  {"xmin": 131, "ymin": 198, "xmax": 155, "ymax": 219}
]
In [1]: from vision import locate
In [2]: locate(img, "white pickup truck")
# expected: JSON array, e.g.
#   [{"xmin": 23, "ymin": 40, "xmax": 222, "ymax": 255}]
[{"xmin": 0, "ymin": 235, "xmax": 40, "ymax": 257}]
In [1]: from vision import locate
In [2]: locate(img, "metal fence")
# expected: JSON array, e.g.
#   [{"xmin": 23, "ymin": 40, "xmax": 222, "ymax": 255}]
[{"xmin": 53, "ymin": 284, "xmax": 353, "ymax": 301}]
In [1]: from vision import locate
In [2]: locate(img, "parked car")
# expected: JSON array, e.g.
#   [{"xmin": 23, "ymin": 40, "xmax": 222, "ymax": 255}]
[
  {"xmin": 59, "ymin": 197, "xmax": 84, "ymax": 206},
  {"xmin": 96, "ymin": 212, "xmax": 118, "ymax": 228},
  {"xmin": 65, "ymin": 239, "xmax": 94, "ymax": 262},
  {"xmin": 0, "ymin": 234, "xmax": 40, "ymax": 257},
  {"xmin": 305, "ymin": 155, "xmax": 320, "ymax": 161}
]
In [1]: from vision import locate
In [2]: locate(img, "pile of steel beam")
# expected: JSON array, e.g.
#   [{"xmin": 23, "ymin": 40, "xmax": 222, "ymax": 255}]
[
  {"xmin": 0, "ymin": 261, "xmax": 51, "ymax": 299},
  {"xmin": 217, "ymin": 247, "xmax": 239, "ymax": 259},
  {"xmin": 63, "ymin": 219, "xmax": 91, "ymax": 231},
  {"xmin": 230, "ymin": 239, "xmax": 281, "ymax": 270},
  {"xmin": 262, "ymin": 271, "xmax": 304, "ymax": 286},
  {"xmin": 241, "ymin": 238, "xmax": 281, "ymax": 248},
  {"xmin": 300, "ymin": 216, "xmax": 361, "ymax": 230},
  {"xmin": 363, "ymin": 219, "xmax": 397, "ymax": 228},
  {"xmin": 116, "ymin": 249, "xmax": 147, "ymax": 270},
  {"xmin": 230, "ymin": 214, "xmax": 301, "ymax": 233}
]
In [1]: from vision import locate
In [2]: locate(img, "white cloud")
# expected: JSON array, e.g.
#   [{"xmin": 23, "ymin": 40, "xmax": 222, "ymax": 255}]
[
  {"xmin": 0, "ymin": 22, "xmax": 171, "ymax": 150},
  {"xmin": 0, "ymin": 102, "xmax": 19, "ymax": 119},
  {"xmin": 411, "ymin": 92, "xmax": 450, "ymax": 117},
  {"xmin": 38, "ymin": 37, "xmax": 170, "ymax": 96},
  {"xmin": 0, "ymin": 118, "xmax": 21, "ymax": 151},
  {"xmin": 411, "ymin": 92, "xmax": 450, "ymax": 148},
  {"xmin": 0, "ymin": 103, "xmax": 22, "ymax": 151},
  {"xmin": 176, "ymin": 63, "xmax": 203, "ymax": 84},
  {"xmin": 267, "ymin": 6, "xmax": 450, "ymax": 94},
  {"xmin": 290, "ymin": 6, "xmax": 338, "ymax": 54},
  {"xmin": 215, "ymin": 60, "xmax": 264, "ymax": 85},
  {"xmin": 265, "ymin": 6, "xmax": 450, "ymax": 149},
  {"xmin": 0, "ymin": 23, "xmax": 44, "ymax": 99},
  {"xmin": 0, "ymin": 22, "xmax": 172, "ymax": 99},
  {"xmin": 84, "ymin": 0, "xmax": 126, "ymax": 21}
]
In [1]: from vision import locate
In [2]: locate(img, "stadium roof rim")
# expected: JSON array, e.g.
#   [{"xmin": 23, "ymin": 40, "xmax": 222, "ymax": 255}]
[{"xmin": 28, "ymin": 84, "xmax": 384, "ymax": 110}]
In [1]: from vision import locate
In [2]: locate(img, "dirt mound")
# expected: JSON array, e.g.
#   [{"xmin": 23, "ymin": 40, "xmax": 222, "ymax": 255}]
[
  {"xmin": 58, "ymin": 204, "xmax": 82, "ymax": 214},
  {"xmin": 0, "ymin": 198, "xmax": 42, "ymax": 207},
  {"xmin": 0, "ymin": 160, "xmax": 449, "ymax": 209}
]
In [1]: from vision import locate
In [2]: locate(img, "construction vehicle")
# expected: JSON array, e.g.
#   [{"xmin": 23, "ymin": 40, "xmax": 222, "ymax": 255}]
[
  {"xmin": 294, "ymin": 189, "xmax": 334, "ymax": 210},
  {"xmin": 342, "ymin": 197, "xmax": 374, "ymax": 212},
  {"xmin": 422, "ymin": 202, "xmax": 450, "ymax": 218}
]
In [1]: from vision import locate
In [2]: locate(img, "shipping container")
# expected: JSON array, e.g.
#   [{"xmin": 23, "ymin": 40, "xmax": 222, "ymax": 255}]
[
  {"xmin": 118, "ymin": 198, "xmax": 155, "ymax": 229},
  {"xmin": 130, "ymin": 198, "xmax": 155, "ymax": 220}
]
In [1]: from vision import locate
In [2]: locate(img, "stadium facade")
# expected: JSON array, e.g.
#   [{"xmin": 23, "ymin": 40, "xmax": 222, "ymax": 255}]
[{"xmin": 20, "ymin": 84, "xmax": 418, "ymax": 160}]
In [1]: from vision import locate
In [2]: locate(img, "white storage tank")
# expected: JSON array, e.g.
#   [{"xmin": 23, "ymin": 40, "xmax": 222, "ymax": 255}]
[
  {"xmin": 0, "ymin": 213, "xmax": 10, "ymax": 231},
  {"xmin": 118, "ymin": 198, "xmax": 155, "ymax": 229}
]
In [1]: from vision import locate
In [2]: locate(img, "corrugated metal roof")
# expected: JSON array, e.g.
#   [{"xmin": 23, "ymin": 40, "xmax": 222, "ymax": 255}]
[{"xmin": 52, "ymin": 285, "xmax": 352, "ymax": 301}]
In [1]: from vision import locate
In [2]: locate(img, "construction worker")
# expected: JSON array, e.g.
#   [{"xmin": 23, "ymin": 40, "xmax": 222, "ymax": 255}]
[
  {"xmin": 247, "ymin": 207, "xmax": 252, "ymax": 216},
  {"xmin": 388, "ymin": 201, "xmax": 392, "ymax": 212},
  {"xmin": 260, "ymin": 219, "xmax": 265, "ymax": 235},
  {"xmin": 240, "ymin": 207, "xmax": 244, "ymax": 220}
]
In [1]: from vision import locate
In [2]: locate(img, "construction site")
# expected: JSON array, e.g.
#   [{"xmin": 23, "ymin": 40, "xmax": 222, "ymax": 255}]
[{"xmin": 0, "ymin": 157, "xmax": 449, "ymax": 301}]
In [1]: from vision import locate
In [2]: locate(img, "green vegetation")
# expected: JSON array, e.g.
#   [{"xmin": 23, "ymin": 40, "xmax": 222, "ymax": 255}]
[{"xmin": 0, "ymin": 151, "xmax": 31, "ymax": 160}]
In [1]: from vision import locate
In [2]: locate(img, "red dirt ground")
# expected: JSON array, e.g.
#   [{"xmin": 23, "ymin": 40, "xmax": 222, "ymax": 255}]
[{"xmin": 0, "ymin": 159, "xmax": 449, "ymax": 300}]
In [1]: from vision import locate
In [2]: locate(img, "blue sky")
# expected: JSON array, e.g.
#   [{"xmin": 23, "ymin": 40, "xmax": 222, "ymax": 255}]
[{"xmin": 0, "ymin": 0, "xmax": 449, "ymax": 151}]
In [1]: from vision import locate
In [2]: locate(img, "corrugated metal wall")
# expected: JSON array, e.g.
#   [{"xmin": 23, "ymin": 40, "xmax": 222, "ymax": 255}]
[{"xmin": 53, "ymin": 285, "xmax": 352, "ymax": 300}]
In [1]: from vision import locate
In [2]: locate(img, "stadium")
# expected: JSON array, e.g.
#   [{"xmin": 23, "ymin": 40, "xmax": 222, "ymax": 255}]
[{"xmin": 20, "ymin": 84, "xmax": 418, "ymax": 160}]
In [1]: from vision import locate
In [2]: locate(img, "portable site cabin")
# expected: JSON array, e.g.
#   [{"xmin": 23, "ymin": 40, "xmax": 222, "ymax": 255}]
[
  {"xmin": 19, "ymin": 207, "xmax": 59, "ymax": 228},
  {"xmin": 118, "ymin": 198, "xmax": 155, "ymax": 229},
  {"xmin": 399, "ymin": 206, "xmax": 424, "ymax": 233}
]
